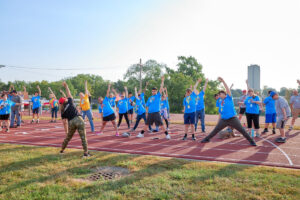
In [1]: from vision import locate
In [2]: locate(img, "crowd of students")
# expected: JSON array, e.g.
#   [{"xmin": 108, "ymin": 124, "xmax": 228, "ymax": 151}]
[{"xmin": 0, "ymin": 78, "xmax": 299, "ymax": 157}]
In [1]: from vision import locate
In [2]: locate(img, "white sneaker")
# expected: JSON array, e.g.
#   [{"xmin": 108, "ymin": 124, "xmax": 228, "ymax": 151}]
[
  {"xmin": 136, "ymin": 133, "xmax": 144, "ymax": 138},
  {"xmin": 165, "ymin": 134, "xmax": 171, "ymax": 140}
]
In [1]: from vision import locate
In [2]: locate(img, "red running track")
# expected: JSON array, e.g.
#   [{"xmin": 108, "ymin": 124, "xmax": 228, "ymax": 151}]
[{"xmin": 1, "ymin": 120, "xmax": 300, "ymax": 169}]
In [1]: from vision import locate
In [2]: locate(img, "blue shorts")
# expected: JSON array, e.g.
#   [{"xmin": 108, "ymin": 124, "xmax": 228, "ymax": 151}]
[
  {"xmin": 32, "ymin": 107, "xmax": 40, "ymax": 114},
  {"xmin": 265, "ymin": 113, "xmax": 277, "ymax": 123},
  {"xmin": 128, "ymin": 109, "xmax": 133, "ymax": 114},
  {"xmin": 184, "ymin": 112, "xmax": 195, "ymax": 124}
]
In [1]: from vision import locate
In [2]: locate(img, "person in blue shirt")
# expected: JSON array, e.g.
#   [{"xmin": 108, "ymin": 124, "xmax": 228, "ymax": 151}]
[
  {"xmin": 138, "ymin": 81, "xmax": 149, "ymax": 107},
  {"xmin": 244, "ymin": 88, "xmax": 261, "ymax": 137},
  {"xmin": 108, "ymin": 92, "xmax": 116, "ymax": 110},
  {"xmin": 31, "ymin": 85, "xmax": 42, "ymax": 124},
  {"xmin": 0, "ymin": 93, "xmax": 20, "ymax": 132},
  {"xmin": 127, "ymin": 92, "xmax": 135, "ymax": 124},
  {"xmin": 195, "ymin": 78, "xmax": 209, "ymax": 133},
  {"xmin": 117, "ymin": 86, "xmax": 130, "ymax": 129},
  {"xmin": 262, "ymin": 91, "xmax": 277, "ymax": 134},
  {"xmin": 136, "ymin": 76, "xmax": 171, "ymax": 139},
  {"xmin": 97, "ymin": 83, "xmax": 119, "ymax": 136},
  {"xmin": 201, "ymin": 77, "xmax": 256, "ymax": 146},
  {"xmin": 160, "ymin": 87, "xmax": 170, "ymax": 130},
  {"xmin": 182, "ymin": 79, "xmax": 201, "ymax": 141}
]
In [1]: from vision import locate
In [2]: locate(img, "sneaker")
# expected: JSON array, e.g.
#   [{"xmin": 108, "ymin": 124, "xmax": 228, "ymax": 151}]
[
  {"xmin": 275, "ymin": 137, "xmax": 286, "ymax": 143},
  {"xmin": 36, "ymin": 120, "xmax": 39, "ymax": 124},
  {"xmin": 5, "ymin": 129, "xmax": 9, "ymax": 133},
  {"xmin": 250, "ymin": 140, "xmax": 257, "ymax": 146},
  {"xmin": 83, "ymin": 153, "xmax": 92, "ymax": 158},
  {"xmin": 201, "ymin": 138, "xmax": 210, "ymax": 143},
  {"xmin": 31, "ymin": 120, "xmax": 34, "ymax": 124},
  {"xmin": 95, "ymin": 132, "xmax": 103, "ymax": 136},
  {"xmin": 182, "ymin": 135, "xmax": 187, "ymax": 140},
  {"xmin": 288, "ymin": 126, "xmax": 293, "ymax": 131},
  {"xmin": 261, "ymin": 129, "xmax": 268, "ymax": 134},
  {"xmin": 272, "ymin": 129, "xmax": 276, "ymax": 134},
  {"xmin": 255, "ymin": 132, "xmax": 260, "ymax": 137},
  {"xmin": 50, "ymin": 120, "xmax": 53, "ymax": 123},
  {"xmin": 166, "ymin": 134, "xmax": 171, "ymax": 140},
  {"xmin": 136, "ymin": 133, "xmax": 144, "ymax": 138},
  {"xmin": 115, "ymin": 132, "xmax": 120, "ymax": 136},
  {"xmin": 192, "ymin": 136, "xmax": 196, "ymax": 141}
]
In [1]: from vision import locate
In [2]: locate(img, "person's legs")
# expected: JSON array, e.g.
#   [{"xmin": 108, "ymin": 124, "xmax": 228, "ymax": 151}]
[
  {"xmin": 199, "ymin": 109, "xmax": 205, "ymax": 132},
  {"xmin": 164, "ymin": 118, "xmax": 169, "ymax": 129},
  {"xmin": 61, "ymin": 119, "xmax": 76, "ymax": 152},
  {"xmin": 99, "ymin": 121, "xmax": 107, "ymax": 132},
  {"xmin": 289, "ymin": 109, "xmax": 300, "ymax": 130},
  {"xmin": 5, "ymin": 119, "xmax": 10, "ymax": 132},
  {"xmin": 51, "ymin": 108, "xmax": 55, "ymax": 121},
  {"xmin": 62, "ymin": 119, "xmax": 68, "ymax": 135},
  {"xmin": 82, "ymin": 110, "xmax": 87, "ymax": 120},
  {"xmin": 54, "ymin": 107, "xmax": 58, "ymax": 121},
  {"xmin": 118, "ymin": 113, "xmax": 123, "ymax": 127},
  {"xmin": 124, "ymin": 113, "xmax": 130, "ymax": 128},
  {"xmin": 10, "ymin": 110, "xmax": 16, "ymax": 128},
  {"xmin": 194, "ymin": 110, "xmax": 200, "ymax": 131},
  {"xmin": 275, "ymin": 118, "xmax": 289, "ymax": 143},
  {"xmin": 133, "ymin": 114, "xmax": 143, "ymax": 130},
  {"xmin": 15, "ymin": 110, "xmax": 21, "ymax": 126},
  {"xmin": 253, "ymin": 114, "xmax": 260, "ymax": 136},
  {"xmin": 246, "ymin": 113, "xmax": 253, "ymax": 132},
  {"xmin": 76, "ymin": 116, "xmax": 88, "ymax": 154},
  {"xmin": 111, "ymin": 119, "xmax": 118, "ymax": 132},
  {"xmin": 201, "ymin": 119, "xmax": 228, "ymax": 142},
  {"xmin": 86, "ymin": 109, "xmax": 95, "ymax": 132},
  {"xmin": 227, "ymin": 117, "xmax": 256, "ymax": 144}
]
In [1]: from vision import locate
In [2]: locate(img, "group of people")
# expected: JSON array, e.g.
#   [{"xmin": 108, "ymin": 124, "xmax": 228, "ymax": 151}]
[{"xmin": 0, "ymin": 78, "xmax": 299, "ymax": 157}]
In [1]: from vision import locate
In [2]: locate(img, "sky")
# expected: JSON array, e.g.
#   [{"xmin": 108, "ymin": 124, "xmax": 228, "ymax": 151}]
[{"xmin": 0, "ymin": 0, "xmax": 299, "ymax": 90}]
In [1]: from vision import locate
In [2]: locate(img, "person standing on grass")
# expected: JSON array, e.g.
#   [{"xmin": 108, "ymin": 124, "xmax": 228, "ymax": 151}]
[
  {"xmin": 127, "ymin": 92, "xmax": 135, "ymax": 124},
  {"xmin": 48, "ymin": 87, "xmax": 59, "ymax": 123},
  {"xmin": 289, "ymin": 80, "xmax": 300, "ymax": 130},
  {"xmin": 160, "ymin": 87, "xmax": 170, "ymax": 131},
  {"xmin": 195, "ymin": 78, "xmax": 209, "ymax": 133},
  {"xmin": 59, "ymin": 89, "xmax": 68, "ymax": 135},
  {"xmin": 136, "ymin": 76, "xmax": 171, "ymax": 139},
  {"xmin": 79, "ymin": 80, "xmax": 95, "ymax": 132},
  {"xmin": 97, "ymin": 83, "xmax": 119, "ymax": 136},
  {"xmin": 9, "ymin": 90, "xmax": 22, "ymax": 128},
  {"xmin": 0, "ymin": 94, "xmax": 21, "ymax": 132},
  {"xmin": 59, "ymin": 81, "xmax": 90, "ymax": 157},
  {"xmin": 271, "ymin": 92, "xmax": 291, "ymax": 143},
  {"xmin": 117, "ymin": 86, "xmax": 130, "ymax": 129},
  {"xmin": 244, "ymin": 88, "xmax": 261, "ymax": 137},
  {"xmin": 261, "ymin": 91, "xmax": 277, "ymax": 134},
  {"xmin": 182, "ymin": 79, "xmax": 201, "ymax": 141},
  {"xmin": 201, "ymin": 77, "xmax": 257, "ymax": 146},
  {"xmin": 31, "ymin": 85, "xmax": 41, "ymax": 124}
]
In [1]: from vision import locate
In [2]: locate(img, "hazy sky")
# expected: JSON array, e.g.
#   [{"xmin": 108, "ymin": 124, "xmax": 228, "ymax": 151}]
[{"xmin": 0, "ymin": 0, "xmax": 299, "ymax": 90}]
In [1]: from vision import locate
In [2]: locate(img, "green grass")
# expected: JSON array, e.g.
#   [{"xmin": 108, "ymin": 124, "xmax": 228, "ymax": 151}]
[{"xmin": 0, "ymin": 144, "xmax": 299, "ymax": 200}]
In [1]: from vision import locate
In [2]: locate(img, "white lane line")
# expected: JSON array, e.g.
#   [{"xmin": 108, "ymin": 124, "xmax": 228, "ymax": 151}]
[{"xmin": 260, "ymin": 137, "xmax": 293, "ymax": 166}]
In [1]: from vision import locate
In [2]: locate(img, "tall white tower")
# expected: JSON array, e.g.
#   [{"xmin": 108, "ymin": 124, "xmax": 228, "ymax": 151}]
[{"xmin": 248, "ymin": 65, "xmax": 260, "ymax": 91}]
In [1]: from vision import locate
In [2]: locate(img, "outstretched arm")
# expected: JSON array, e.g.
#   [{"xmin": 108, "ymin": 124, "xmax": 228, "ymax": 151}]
[
  {"xmin": 106, "ymin": 83, "xmax": 111, "ymax": 97},
  {"xmin": 159, "ymin": 76, "xmax": 165, "ymax": 94},
  {"xmin": 37, "ymin": 85, "xmax": 41, "ymax": 96},
  {"xmin": 142, "ymin": 81, "xmax": 149, "ymax": 94},
  {"xmin": 134, "ymin": 87, "xmax": 139, "ymax": 99},
  {"xmin": 218, "ymin": 77, "xmax": 231, "ymax": 96},
  {"xmin": 193, "ymin": 78, "xmax": 201, "ymax": 94},
  {"xmin": 85, "ymin": 80, "xmax": 88, "ymax": 95},
  {"xmin": 23, "ymin": 86, "xmax": 27, "ymax": 93},
  {"xmin": 203, "ymin": 79, "xmax": 209, "ymax": 93},
  {"xmin": 111, "ymin": 88, "xmax": 118, "ymax": 97},
  {"xmin": 164, "ymin": 87, "xmax": 168, "ymax": 97},
  {"xmin": 48, "ymin": 87, "xmax": 56, "ymax": 99},
  {"xmin": 62, "ymin": 82, "xmax": 72, "ymax": 98},
  {"xmin": 124, "ymin": 86, "xmax": 128, "ymax": 98},
  {"xmin": 59, "ymin": 89, "xmax": 66, "ymax": 98}
]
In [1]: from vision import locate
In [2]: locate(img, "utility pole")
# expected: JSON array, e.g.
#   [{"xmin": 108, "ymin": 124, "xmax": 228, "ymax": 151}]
[
  {"xmin": 0, "ymin": 65, "xmax": 5, "ymax": 68},
  {"xmin": 139, "ymin": 58, "xmax": 142, "ymax": 91}
]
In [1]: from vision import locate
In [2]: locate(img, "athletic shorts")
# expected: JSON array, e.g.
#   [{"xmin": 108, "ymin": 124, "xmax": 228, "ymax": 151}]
[
  {"xmin": 276, "ymin": 118, "xmax": 289, "ymax": 129},
  {"xmin": 184, "ymin": 112, "xmax": 195, "ymax": 124},
  {"xmin": 103, "ymin": 113, "xmax": 116, "ymax": 122},
  {"xmin": 292, "ymin": 108, "xmax": 300, "ymax": 119},
  {"xmin": 128, "ymin": 109, "xmax": 133, "ymax": 114},
  {"xmin": 265, "ymin": 113, "xmax": 277, "ymax": 123},
  {"xmin": 146, "ymin": 112, "xmax": 163, "ymax": 126},
  {"xmin": 0, "ymin": 114, "xmax": 10, "ymax": 120},
  {"xmin": 239, "ymin": 107, "xmax": 246, "ymax": 115},
  {"xmin": 32, "ymin": 108, "xmax": 40, "ymax": 114}
]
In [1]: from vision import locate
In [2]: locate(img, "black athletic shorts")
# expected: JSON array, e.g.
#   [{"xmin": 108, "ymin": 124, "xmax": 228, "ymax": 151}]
[
  {"xmin": 128, "ymin": 109, "xmax": 133, "ymax": 114},
  {"xmin": 146, "ymin": 112, "xmax": 163, "ymax": 126},
  {"xmin": 103, "ymin": 113, "xmax": 116, "ymax": 122},
  {"xmin": 239, "ymin": 107, "xmax": 246, "ymax": 115},
  {"xmin": 32, "ymin": 108, "xmax": 40, "ymax": 114},
  {"xmin": 0, "ymin": 114, "xmax": 10, "ymax": 120}
]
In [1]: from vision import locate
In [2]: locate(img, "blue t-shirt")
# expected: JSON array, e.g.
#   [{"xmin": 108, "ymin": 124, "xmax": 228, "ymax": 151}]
[
  {"xmin": 0, "ymin": 100, "xmax": 15, "ymax": 115},
  {"xmin": 196, "ymin": 91, "xmax": 205, "ymax": 111},
  {"xmin": 146, "ymin": 92, "xmax": 161, "ymax": 113},
  {"xmin": 127, "ymin": 96, "xmax": 135, "ymax": 110},
  {"xmin": 264, "ymin": 96, "xmax": 276, "ymax": 114},
  {"xmin": 117, "ymin": 98, "xmax": 128, "ymax": 114},
  {"xmin": 183, "ymin": 92, "xmax": 197, "ymax": 113},
  {"xmin": 108, "ymin": 97, "xmax": 116, "ymax": 107},
  {"xmin": 244, "ymin": 96, "xmax": 260, "ymax": 114},
  {"xmin": 216, "ymin": 98, "xmax": 221, "ymax": 108},
  {"xmin": 140, "ymin": 93, "xmax": 146, "ymax": 106},
  {"xmin": 31, "ymin": 96, "xmax": 41, "ymax": 109},
  {"xmin": 219, "ymin": 95, "xmax": 237, "ymax": 119},
  {"xmin": 100, "ymin": 97, "xmax": 115, "ymax": 117},
  {"xmin": 160, "ymin": 97, "xmax": 169, "ymax": 111},
  {"xmin": 136, "ymin": 99, "xmax": 146, "ymax": 116}
]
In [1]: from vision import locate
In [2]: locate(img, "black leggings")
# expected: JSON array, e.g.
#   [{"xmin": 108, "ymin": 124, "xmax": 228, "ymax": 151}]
[
  {"xmin": 164, "ymin": 118, "xmax": 169, "ymax": 128},
  {"xmin": 246, "ymin": 113, "xmax": 260, "ymax": 129},
  {"xmin": 118, "ymin": 113, "xmax": 130, "ymax": 128}
]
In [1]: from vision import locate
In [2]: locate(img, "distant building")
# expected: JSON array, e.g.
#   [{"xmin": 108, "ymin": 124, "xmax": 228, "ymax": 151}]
[{"xmin": 248, "ymin": 65, "xmax": 260, "ymax": 91}]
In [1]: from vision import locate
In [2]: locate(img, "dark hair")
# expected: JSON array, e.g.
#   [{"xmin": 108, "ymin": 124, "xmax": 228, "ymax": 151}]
[
  {"xmin": 214, "ymin": 94, "xmax": 219, "ymax": 98},
  {"xmin": 186, "ymin": 88, "xmax": 192, "ymax": 93},
  {"xmin": 128, "ymin": 92, "xmax": 132, "ymax": 95},
  {"xmin": 268, "ymin": 90, "xmax": 272, "ymax": 95},
  {"xmin": 219, "ymin": 90, "xmax": 226, "ymax": 95},
  {"xmin": 1, "ymin": 94, "xmax": 6, "ymax": 98},
  {"xmin": 152, "ymin": 87, "xmax": 157, "ymax": 91}
]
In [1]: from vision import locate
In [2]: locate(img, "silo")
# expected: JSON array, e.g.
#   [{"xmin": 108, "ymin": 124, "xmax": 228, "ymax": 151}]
[{"xmin": 248, "ymin": 65, "xmax": 260, "ymax": 91}]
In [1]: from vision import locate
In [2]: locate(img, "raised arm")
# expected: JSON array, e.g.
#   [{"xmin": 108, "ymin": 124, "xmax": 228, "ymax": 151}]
[
  {"xmin": 37, "ymin": 85, "xmax": 41, "ymax": 96},
  {"xmin": 164, "ymin": 87, "xmax": 168, "ymax": 97},
  {"xmin": 203, "ymin": 79, "xmax": 209, "ymax": 92},
  {"xmin": 85, "ymin": 80, "xmax": 88, "ymax": 95},
  {"xmin": 193, "ymin": 78, "xmax": 201, "ymax": 94},
  {"xmin": 134, "ymin": 87, "xmax": 139, "ymax": 99},
  {"xmin": 23, "ymin": 86, "xmax": 27, "ymax": 93},
  {"xmin": 218, "ymin": 77, "xmax": 231, "ymax": 96},
  {"xmin": 62, "ymin": 81, "xmax": 72, "ymax": 98},
  {"xmin": 106, "ymin": 83, "xmax": 111, "ymax": 97},
  {"xmin": 159, "ymin": 76, "xmax": 165, "ymax": 94},
  {"xmin": 111, "ymin": 88, "xmax": 118, "ymax": 97},
  {"xmin": 59, "ymin": 89, "xmax": 66, "ymax": 98},
  {"xmin": 297, "ymin": 79, "xmax": 300, "ymax": 86},
  {"xmin": 48, "ymin": 87, "xmax": 56, "ymax": 99},
  {"xmin": 124, "ymin": 86, "xmax": 128, "ymax": 98},
  {"xmin": 143, "ymin": 81, "xmax": 149, "ymax": 94}
]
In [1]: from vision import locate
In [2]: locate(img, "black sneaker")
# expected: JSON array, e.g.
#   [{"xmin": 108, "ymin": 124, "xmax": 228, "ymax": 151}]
[
  {"xmin": 261, "ymin": 129, "xmax": 268, "ymax": 134},
  {"xmin": 59, "ymin": 150, "xmax": 64, "ymax": 154},
  {"xmin": 192, "ymin": 136, "xmax": 196, "ymax": 141},
  {"xmin": 83, "ymin": 153, "xmax": 92, "ymax": 158},
  {"xmin": 249, "ymin": 140, "xmax": 257, "ymax": 146},
  {"xmin": 275, "ymin": 137, "xmax": 286, "ymax": 143},
  {"xmin": 272, "ymin": 129, "xmax": 276, "ymax": 134},
  {"xmin": 201, "ymin": 138, "xmax": 210, "ymax": 143},
  {"xmin": 182, "ymin": 136, "xmax": 187, "ymax": 140}
]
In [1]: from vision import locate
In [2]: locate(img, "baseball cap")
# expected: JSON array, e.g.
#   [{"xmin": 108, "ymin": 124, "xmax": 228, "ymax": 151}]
[
  {"xmin": 59, "ymin": 97, "xmax": 67, "ymax": 104},
  {"xmin": 270, "ymin": 91, "xmax": 277, "ymax": 97}
]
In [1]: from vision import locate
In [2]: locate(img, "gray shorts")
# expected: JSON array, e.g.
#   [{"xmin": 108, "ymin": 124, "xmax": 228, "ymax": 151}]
[
  {"xmin": 276, "ymin": 118, "xmax": 289, "ymax": 129},
  {"xmin": 146, "ymin": 112, "xmax": 163, "ymax": 126}
]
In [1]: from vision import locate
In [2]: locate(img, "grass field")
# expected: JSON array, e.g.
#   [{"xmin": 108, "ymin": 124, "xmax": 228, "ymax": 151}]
[{"xmin": 0, "ymin": 144, "xmax": 299, "ymax": 200}]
